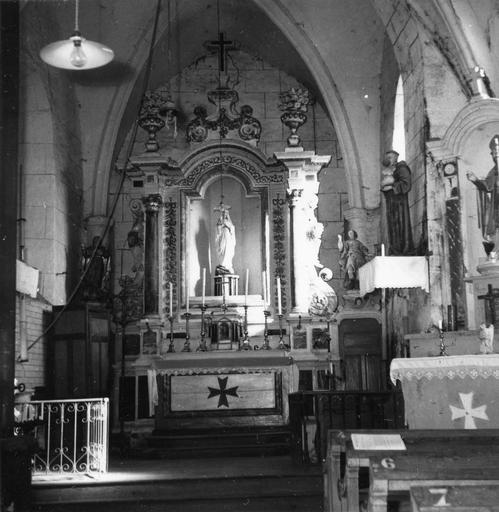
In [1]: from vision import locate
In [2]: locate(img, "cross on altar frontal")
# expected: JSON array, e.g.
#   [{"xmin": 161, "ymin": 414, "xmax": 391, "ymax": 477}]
[{"xmin": 206, "ymin": 32, "xmax": 236, "ymax": 72}]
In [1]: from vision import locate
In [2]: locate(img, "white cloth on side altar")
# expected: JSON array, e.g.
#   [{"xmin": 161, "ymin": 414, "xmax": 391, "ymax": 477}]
[
  {"xmin": 147, "ymin": 369, "xmax": 158, "ymax": 416},
  {"xmin": 358, "ymin": 256, "xmax": 429, "ymax": 296},
  {"xmin": 390, "ymin": 354, "xmax": 499, "ymax": 384}
]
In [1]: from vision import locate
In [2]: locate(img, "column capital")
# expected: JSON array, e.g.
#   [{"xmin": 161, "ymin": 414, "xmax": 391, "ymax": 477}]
[
  {"xmin": 143, "ymin": 194, "xmax": 162, "ymax": 212},
  {"xmin": 274, "ymin": 147, "xmax": 331, "ymax": 195}
]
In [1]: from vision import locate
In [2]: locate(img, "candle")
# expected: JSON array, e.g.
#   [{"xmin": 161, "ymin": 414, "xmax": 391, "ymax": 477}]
[
  {"xmin": 381, "ymin": 243, "xmax": 385, "ymax": 257},
  {"xmin": 262, "ymin": 271, "xmax": 267, "ymax": 305},
  {"xmin": 169, "ymin": 282, "xmax": 173, "ymax": 316},
  {"xmin": 186, "ymin": 279, "xmax": 190, "ymax": 313},
  {"xmin": 438, "ymin": 319, "xmax": 442, "ymax": 331},
  {"xmin": 277, "ymin": 277, "xmax": 282, "ymax": 315},
  {"xmin": 266, "ymin": 270, "xmax": 270, "ymax": 307},
  {"xmin": 245, "ymin": 268, "xmax": 249, "ymax": 305},
  {"xmin": 202, "ymin": 268, "xmax": 206, "ymax": 306}
]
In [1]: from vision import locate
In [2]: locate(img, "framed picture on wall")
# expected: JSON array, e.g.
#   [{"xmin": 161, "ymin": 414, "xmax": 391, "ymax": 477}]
[
  {"xmin": 142, "ymin": 328, "xmax": 158, "ymax": 355},
  {"xmin": 290, "ymin": 325, "xmax": 308, "ymax": 350},
  {"xmin": 308, "ymin": 324, "xmax": 330, "ymax": 351}
]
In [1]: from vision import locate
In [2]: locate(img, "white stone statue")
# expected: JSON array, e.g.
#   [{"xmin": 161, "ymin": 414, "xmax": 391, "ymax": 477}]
[
  {"xmin": 479, "ymin": 322, "xmax": 494, "ymax": 354},
  {"xmin": 215, "ymin": 201, "xmax": 236, "ymax": 274}
]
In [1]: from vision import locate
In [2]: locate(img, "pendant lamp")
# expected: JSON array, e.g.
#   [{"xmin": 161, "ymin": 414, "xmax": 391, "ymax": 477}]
[{"xmin": 40, "ymin": 0, "xmax": 114, "ymax": 70}]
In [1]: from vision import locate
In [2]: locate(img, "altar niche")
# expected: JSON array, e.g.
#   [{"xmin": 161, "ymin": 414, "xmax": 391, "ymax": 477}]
[{"xmin": 184, "ymin": 171, "xmax": 266, "ymax": 304}]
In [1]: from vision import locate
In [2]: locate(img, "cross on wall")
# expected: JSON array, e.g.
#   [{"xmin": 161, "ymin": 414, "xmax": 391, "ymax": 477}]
[{"xmin": 206, "ymin": 32, "xmax": 236, "ymax": 73}]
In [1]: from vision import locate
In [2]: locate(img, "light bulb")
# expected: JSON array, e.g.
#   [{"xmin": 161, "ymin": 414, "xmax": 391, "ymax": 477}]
[{"xmin": 69, "ymin": 35, "xmax": 87, "ymax": 68}]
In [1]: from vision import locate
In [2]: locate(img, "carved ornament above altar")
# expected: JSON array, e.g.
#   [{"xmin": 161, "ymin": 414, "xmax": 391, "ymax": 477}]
[{"xmin": 186, "ymin": 86, "xmax": 262, "ymax": 144}]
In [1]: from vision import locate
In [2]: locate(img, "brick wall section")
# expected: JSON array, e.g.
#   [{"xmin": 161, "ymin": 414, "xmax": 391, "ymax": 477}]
[{"xmin": 15, "ymin": 295, "xmax": 52, "ymax": 391}]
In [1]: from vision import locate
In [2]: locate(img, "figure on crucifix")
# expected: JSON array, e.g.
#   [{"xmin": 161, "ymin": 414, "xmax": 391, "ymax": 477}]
[{"xmin": 215, "ymin": 200, "xmax": 236, "ymax": 275}]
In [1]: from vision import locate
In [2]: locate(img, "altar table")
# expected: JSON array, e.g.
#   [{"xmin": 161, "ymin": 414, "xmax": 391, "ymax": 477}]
[
  {"xmin": 390, "ymin": 355, "xmax": 499, "ymax": 429},
  {"xmin": 149, "ymin": 351, "xmax": 293, "ymax": 430},
  {"xmin": 324, "ymin": 429, "xmax": 499, "ymax": 512}
]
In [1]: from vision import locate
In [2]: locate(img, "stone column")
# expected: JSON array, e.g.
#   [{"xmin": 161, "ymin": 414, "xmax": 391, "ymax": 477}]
[
  {"xmin": 143, "ymin": 194, "xmax": 162, "ymax": 315},
  {"xmin": 274, "ymin": 147, "xmax": 331, "ymax": 314}
]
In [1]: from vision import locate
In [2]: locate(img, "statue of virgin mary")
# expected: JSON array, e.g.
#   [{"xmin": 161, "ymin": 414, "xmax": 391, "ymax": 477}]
[{"xmin": 215, "ymin": 201, "xmax": 236, "ymax": 274}]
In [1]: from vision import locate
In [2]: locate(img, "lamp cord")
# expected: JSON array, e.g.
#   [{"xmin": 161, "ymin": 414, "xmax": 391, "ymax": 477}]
[
  {"xmin": 25, "ymin": 0, "xmax": 163, "ymax": 355},
  {"xmin": 74, "ymin": 0, "xmax": 79, "ymax": 32}
]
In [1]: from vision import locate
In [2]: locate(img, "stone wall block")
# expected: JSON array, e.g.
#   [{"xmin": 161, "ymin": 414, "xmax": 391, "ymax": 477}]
[
  {"xmin": 24, "ymin": 205, "xmax": 48, "ymax": 239},
  {"xmin": 25, "ymin": 174, "xmax": 55, "ymax": 208},
  {"xmin": 244, "ymin": 69, "xmax": 281, "ymax": 92},
  {"xmin": 21, "ymin": 143, "xmax": 55, "ymax": 174},
  {"xmin": 261, "ymin": 118, "xmax": 285, "ymax": 142},
  {"xmin": 23, "ymin": 110, "xmax": 54, "ymax": 144}
]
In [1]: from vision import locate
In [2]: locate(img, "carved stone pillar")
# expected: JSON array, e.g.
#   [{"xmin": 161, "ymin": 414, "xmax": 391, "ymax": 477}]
[
  {"xmin": 275, "ymin": 147, "xmax": 331, "ymax": 314},
  {"xmin": 143, "ymin": 194, "xmax": 162, "ymax": 315}
]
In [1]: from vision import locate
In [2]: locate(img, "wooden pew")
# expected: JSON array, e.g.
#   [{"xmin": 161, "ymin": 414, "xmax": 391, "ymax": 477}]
[
  {"xmin": 410, "ymin": 485, "xmax": 499, "ymax": 512},
  {"xmin": 324, "ymin": 429, "xmax": 499, "ymax": 512}
]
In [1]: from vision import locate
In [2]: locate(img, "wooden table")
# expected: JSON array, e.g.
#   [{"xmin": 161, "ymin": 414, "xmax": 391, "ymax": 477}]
[
  {"xmin": 410, "ymin": 485, "xmax": 499, "ymax": 512},
  {"xmin": 324, "ymin": 429, "xmax": 499, "ymax": 512}
]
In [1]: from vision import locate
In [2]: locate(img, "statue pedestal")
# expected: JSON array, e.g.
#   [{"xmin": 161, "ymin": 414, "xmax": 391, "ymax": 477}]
[
  {"xmin": 214, "ymin": 274, "xmax": 239, "ymax": 296},
  {"xmin": 477, "ymin": 257, "xmax": 499, "ymax": 276}
]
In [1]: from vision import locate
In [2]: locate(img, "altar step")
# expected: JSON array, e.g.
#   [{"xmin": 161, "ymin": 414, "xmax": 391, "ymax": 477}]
[
  {"xmin": 139, "ymin": 426, "xmax": 292, "ymax": 458},
  {"xmin": 32, "ymin": 455, "xmax": 323, "ymax": 512}
]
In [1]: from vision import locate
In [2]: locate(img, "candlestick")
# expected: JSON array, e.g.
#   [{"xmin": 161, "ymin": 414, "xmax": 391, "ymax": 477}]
[
  {"xmin": 182, "ymin": 312, "xmax": 192, "ymax": 352},
  {"xmin": 277, "ymin": 313, "xmax": 288, "ymax": 350},
  {"xmin": 167, "ymin": 315, "xmax": 175, "ymax": 353},
  {"xmin": 202, "ymin": 268, "xmax": 206, "ymax": 306},
  {"xmin": 276, "ymin": 277, "xmax": 282, "ymax": 315},
  {"xmin": 261, "ymin": 310, "xmax": 271, "ymax": 350},
  {"xmin": 169, "ymin": 282, "xmax": 173, "ymax": 316},
  {"xmin": 439, "ymin": 326, "xmax": 448, "ymax": 356},
  {"xmin": 240, "ymin": 304, "xmax": 252, "ymax": 350},
  {"xmin": 197, "ymin": 304, "xmax": 208, "ymax": 352}
]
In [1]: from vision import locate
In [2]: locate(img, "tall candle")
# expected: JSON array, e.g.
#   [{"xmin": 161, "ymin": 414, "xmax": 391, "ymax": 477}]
[
  {"xmin": 277, "ymin": 277, "xmax": 282, "ymax": 315},
  {"xmin": 169, "ymin": 282, "xmax": 173, "ymax": 316},
  {"xmin": 262, "ymin": 271, "xmax": 267, "ymax": 305},
  {"xmin": 186, "ymin": 279, "xmax": 190, "ymax": 313},
  {"xmin": 202, "ymin": 268, "xmax": 206, "ymax": 306},
  {"xmin": 438, "ymin": 319, "xmax": 442, "ymax": 331},
  {"xmin": 381, "ymin": 243, "xmax": 385, "ymax": 257},
  {"xmin": 245, "ymin": 268, "xmax": 249, "ymax": 304},
  {"xmin": 266, "ymin": 270, "xmax": 270, "ymax": 307}
]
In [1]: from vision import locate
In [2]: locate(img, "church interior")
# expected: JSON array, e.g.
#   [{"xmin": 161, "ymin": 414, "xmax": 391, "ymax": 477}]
[{"xmin": 3, "ymin": 0, "xmax": 499, "ymax": 511}]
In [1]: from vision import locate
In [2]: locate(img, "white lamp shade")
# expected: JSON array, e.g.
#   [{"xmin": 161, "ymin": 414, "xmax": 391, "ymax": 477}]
[{"xmin": 40, "ymin": 36, "xmax": 114, "ymax": 70}]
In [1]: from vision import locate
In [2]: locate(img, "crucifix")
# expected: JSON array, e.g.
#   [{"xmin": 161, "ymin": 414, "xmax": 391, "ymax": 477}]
[
  {"xmin": 206, "ymin": 32, "xmax": 235, "ymax": 73},
  {"xmin": 477, "ymin": 283, "xmax": 499, "ymax": 326}
]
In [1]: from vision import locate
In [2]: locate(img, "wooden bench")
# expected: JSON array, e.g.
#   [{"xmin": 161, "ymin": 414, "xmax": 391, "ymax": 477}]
[
  {"xmin": 410, "ymin": 485, "xmax": 499, "ymax": 512},
  {"xmin": 324, "ymin": 429, "xmax": 499, "ymax": 512}
]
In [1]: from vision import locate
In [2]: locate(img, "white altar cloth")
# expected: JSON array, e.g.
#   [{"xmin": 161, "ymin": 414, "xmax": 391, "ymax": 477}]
[
  {"xmin": 359, "ymin": 256, "xmax": 429, "ymax": 296},
  {"xmin": 390, "ymin": 355, "xmax": 499, "ymax": 429}
]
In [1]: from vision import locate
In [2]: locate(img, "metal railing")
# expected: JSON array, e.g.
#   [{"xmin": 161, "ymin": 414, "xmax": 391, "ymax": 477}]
[
  {"xmin": 288, "ymin": 390, "xmax": 405, "ymax": 463},
  {"xmin": 14, "ymin": 398, "xmax": 109, "ymax": 476}
]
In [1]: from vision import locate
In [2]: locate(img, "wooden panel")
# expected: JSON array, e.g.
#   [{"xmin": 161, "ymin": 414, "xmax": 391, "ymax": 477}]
[{"xmin": 170, "ymin": 373, "xmax": 276, "ymax": 412}]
